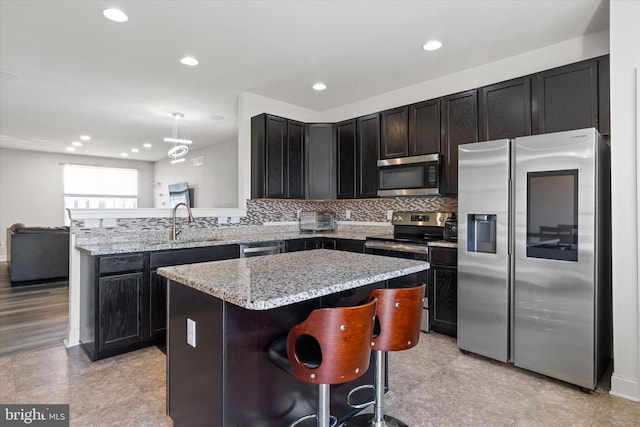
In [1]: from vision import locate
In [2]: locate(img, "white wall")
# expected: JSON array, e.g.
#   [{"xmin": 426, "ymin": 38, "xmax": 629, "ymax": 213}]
[
  {"xmin": 153, "ymin": 139, "xmax": 238, "ymax": 208},
  {"xmin": 0, "ymin": 148, "xmax": 154, "ymax": 260},
  {"xmin": 609, "ymin": 0, "xmax": 640, "ymax": 402}
]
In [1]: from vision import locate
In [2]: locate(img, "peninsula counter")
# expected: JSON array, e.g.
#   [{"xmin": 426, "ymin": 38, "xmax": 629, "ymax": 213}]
[{"xmin": 158, "ymin": 249, "xmax": 429, "ymax": 426}]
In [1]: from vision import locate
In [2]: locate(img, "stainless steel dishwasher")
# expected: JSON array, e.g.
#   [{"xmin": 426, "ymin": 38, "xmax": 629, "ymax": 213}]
[{"xmin": 239, "ymin": 241, "xmax": 286, "ymax": 258}]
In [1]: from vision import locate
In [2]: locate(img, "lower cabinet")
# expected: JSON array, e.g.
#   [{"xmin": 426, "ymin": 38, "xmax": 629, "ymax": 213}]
[
  {"xmin": 98, "ymin": 272, "xmax": 145, "ymax": 351},
  {"xmin": 428, "ymin": 246, "xmax": 457, "ymax": 337},
  {"xmin": 80, "ymin": 245, "xmax": 239, "ymax": 361}
]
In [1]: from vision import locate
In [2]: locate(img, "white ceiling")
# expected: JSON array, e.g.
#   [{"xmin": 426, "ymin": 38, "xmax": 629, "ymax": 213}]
[{"xmin": 0, "ymin": 0, "xmax": 609, "ymax": 162}]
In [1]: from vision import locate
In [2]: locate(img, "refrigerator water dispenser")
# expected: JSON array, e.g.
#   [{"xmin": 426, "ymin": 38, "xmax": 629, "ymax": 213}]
[{"xmin": 467, "ymin": 214, "xmax": 497, "ymax": 254}]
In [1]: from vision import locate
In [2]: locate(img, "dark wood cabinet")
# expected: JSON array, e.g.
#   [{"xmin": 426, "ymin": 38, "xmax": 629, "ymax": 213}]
[
  {"xmin": 356, "ymin": 114, "xmax": 380, "ymax": 198},
  {"xmin": 287, "ymin": 120, "xmax": 306, "ymax": 199},
  {"xmin": 534, "ymin": 59, "xmax": 599, "ymax": 134},
  {"xmin": 334, "ymin": 239, "xmax": 365, "ymax": 253},
  {"xmin": 251, "ymin": 114, "xmax": 305, "ymax": 199},
  {"xmin": 428, "ymin": 246, "xmax": 457, "ymax": 337},
  {"xmin": 305, "ymin": 123, "xmax": 336, "ymax": 199},
  {"xmin": 285, "ymin": 238, "xmax": 305, "ymax": 253},
  {"xmin": 479, "ymin": 76, "xmax": 532, "ymax": 141},
  {"xmin": 148, "ymin": 245, "xmax": 239, "ymax": 342},
  {"xmin": 380, "ymin": 106, "xmax": 409, "ymax": 159},
  {"xmin": 80, "ymin": 245, "xmax": 240, "ymax": 361},
  {"xmin": 337, "ymin": 120, "xmax": 357, "ymax": 199},
  {"xmin": 98, "ymin": 272, "xmax": 145, "ymax": 350},
  {"xmin": 409, "ymin": 99, "xmax": 441, "ymax": 155},
  {"xmin": 441, "ymin": 90, "xmax": 478, "ymax": 195}
]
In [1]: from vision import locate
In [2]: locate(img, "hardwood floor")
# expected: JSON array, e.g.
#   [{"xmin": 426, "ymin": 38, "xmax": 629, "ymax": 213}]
[{"xmin": 0, "ymin": 261, "xmax": 69, "ymax": 356}]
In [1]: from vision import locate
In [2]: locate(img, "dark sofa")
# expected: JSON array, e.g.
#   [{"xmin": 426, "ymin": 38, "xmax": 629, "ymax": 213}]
[{"xmin": 7, "ymin": 223, "xmax": 70, "ymax": 284}]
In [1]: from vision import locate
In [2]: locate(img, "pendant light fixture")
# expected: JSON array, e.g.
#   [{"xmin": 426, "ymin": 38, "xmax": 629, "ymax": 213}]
[{"xmin": 164, "ymin": 112, "xmax": 191, "ymax": 163}]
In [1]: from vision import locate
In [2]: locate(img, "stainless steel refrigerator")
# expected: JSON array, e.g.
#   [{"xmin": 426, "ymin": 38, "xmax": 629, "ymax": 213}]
[{"xmin": 457, "ymin": 128, "xmax": 611, "ymax": 390}]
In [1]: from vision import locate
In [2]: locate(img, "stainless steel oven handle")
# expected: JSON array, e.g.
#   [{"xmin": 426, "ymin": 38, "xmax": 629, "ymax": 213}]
[{"xmin": 364, "ymin": 241, "xmax": 428, "ymax": 255}]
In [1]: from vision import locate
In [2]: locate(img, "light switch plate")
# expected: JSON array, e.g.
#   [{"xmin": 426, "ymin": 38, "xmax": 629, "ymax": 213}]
[
  {"xmin": 345, "ymin": 209, "xmax": 351, "ymax": 219},
  {"xmin": 187, "ymin": 318, "xmax": 196, "ymax": 348},
  {"xmin": 386, "ymin": 210, "xmax": 393, "ymax": 220},
  {"xmin": 218, "ymin": 216, "xmax": 228, "ymax": 224},
  {"xmin": 230, "ymin": 216, "xmax": 240, "ymax": 224}
]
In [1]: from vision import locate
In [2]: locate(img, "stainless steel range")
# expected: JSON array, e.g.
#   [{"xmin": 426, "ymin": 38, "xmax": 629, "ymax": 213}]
[{"xmin": 365, "ymin": 211, "xmax": 455, "ymax": 333}]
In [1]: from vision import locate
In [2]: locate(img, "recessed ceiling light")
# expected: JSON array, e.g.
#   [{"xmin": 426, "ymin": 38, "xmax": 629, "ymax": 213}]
[
  {"xmin": 422, "ymin": 40, "xmax": 443, "ymax": 51},
  {"xmin": 143, "ymin": 143, "xmax": 152, "ymax": 148},
  {"xmin": 180, "ymin": 57, "xmax": 199, "ymax": 66},
  {"xmin": 312, "ymin": 82, "xmax": 327, "ymax": 91},
  {"xmin": 120, "ymin": 152, "xmax": 128, "ymax": 157},
  {"xmin": 72, "ymin": 141, "xmax": 82, "ymax": 147},
  {"xmin": 80, "ymin": 135, "xmax": 91, "ymax": 141},
  {"xmin": 210, "ymin": 115, "xmax": 225, "ymax": 121},
  {"xmin": 66, "ymin": 147, "xmax": 75, "ymax": 152},
  {"xmin": 131, "ymin": 148, "xmax": 139, "ymax": 153},
  {"xmin": 103, "ymin": 8, "xmax": 128, "ymax": 23}
]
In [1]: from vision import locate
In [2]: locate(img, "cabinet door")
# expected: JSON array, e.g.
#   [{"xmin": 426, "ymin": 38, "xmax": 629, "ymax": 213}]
[
  {"xmin": 287, "ymin": 120, "xmax": 305, "ymax": 199},
  {"xmin": 285, "ymin": 239, "xmax": 305, "ymax": 253},
  {"xmin": 535, "ymin": 59, "xmax": 598, "ymax": 134},
  {"xmin": 149, "ymin": 270, "xmax": 167, "ymax": 338},
  {"xmin": 409, "ymin": 99, "xmax": 440, "ymax": 155},
  {"xmin": 98, "ymin": 272, "xmax": 144, "ymax": 349},
  {"xmin": 479, "ymin": 77, "xmax": 532, "ymax": 141},
  {"xmin": 306, "ymin": 124, "xmax": 336, "ymax": 199},
  {"xmin": 380, "ymin": 106, "xmax": 408, "ymax": 159},
  {"xmin": 334, "ymin": 239, "xmax": 364, "ymax": 253},
  {"xmin": 337, "ymin": 120, "xmax": 357, "ymax": 199},
  {"xmin": 597, "ymin": 55, "xmax": 610, "ymax": 136},
  {"xmin": 356, "ymin": 114, "xmax": 380, "ymax": 198},
  {"xmin": 265, "ymin": 115, "xmax": 288, "ymax": 198},
  {"xmin": 429, "ymin": 266, "xmax": 457, "ymax": 337},
  {"xmin": 441, "ymin": 90, "xmax": 478, "ymax": 195}
]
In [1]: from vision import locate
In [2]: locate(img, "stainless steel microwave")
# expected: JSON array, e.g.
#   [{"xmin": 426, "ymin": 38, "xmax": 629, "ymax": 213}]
[{"xmin": 377, "ymin": 154, "xmax": 443, "ymax": 197}]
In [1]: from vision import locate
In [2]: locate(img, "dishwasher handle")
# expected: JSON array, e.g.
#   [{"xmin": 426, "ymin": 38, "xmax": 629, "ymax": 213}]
[{"xmin": 239, "ymin": 241, "xmax": 286, "ymax": 258}]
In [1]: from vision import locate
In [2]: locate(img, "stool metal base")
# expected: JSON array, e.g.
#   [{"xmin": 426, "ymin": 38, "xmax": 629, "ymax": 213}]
[{"xmin": 342, "ymin": 413, "xmax": 408, "ymax": 427}]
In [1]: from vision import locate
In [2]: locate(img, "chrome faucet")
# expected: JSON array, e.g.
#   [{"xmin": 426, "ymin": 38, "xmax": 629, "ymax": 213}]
[{"xmin": 170, "ymin": 202, "xmax": 194, "ymax": 241}]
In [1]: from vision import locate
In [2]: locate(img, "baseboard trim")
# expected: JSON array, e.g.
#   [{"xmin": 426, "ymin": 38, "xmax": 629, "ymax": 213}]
[{"xmin": 610, "ymin": 373, "xmax": 640, "ymax": 402}]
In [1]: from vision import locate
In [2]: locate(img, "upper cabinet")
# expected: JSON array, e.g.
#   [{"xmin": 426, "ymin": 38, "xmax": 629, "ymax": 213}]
[
  {"xmin": 356, "ymin": 113, "xmax": 380, "ymax": 198},
  {"xmin": 380, "ymin": 107, "xmax": 408, "ymax": 159},
  {"xmin": 251, "ymin": 56, "xmax": 609, "ymax": 199},
  {"xmin": 534, "ymin": 59, "xmax": 599, "ymax": 134},
  {"xmin": 479, "ymin": 76, "xmax": 532, "ymax": 141},
  {"xmin": 336, "ymin": 119, "xmax": 357, "ymax": 199},
  {"xmin": 251, "ymin": 114, "xmax": 305, "ymax": 199},
  {"xmin": 306, "ymin": 123, "xmax": 337, "ymax": 200},
  {"xmin": 409, "ymin": 99, "xmax": 441, "ymax": 155},
  {"xmin": 441, "ymin": 90, "xmax": 478, "ymax": 195}
]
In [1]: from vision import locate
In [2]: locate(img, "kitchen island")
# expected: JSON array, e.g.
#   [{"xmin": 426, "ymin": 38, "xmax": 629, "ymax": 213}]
[{"xmin": 158, "ymin": 249, "xmax": 429, "ymax": 427}]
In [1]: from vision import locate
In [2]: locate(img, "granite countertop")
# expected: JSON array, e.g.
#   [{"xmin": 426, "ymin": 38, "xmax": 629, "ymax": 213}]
[
  {"xmin": 157, "ymin": 249, "xmax": 429, "ymax": 310},
  {"xmin": 75, "ymin": 230, "xmax": 383, "ymax": 256}
]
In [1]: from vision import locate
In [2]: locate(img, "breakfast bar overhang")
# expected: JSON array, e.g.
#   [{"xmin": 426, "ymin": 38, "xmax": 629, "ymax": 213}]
[{"xmin": 158, "ymin": 249, "xmax": 429, "ymax": 426}]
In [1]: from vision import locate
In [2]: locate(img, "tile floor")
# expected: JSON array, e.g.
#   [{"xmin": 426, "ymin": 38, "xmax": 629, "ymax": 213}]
[{"xmin": 1, "ymin": 333, "xmax": 639, "ymax": 426}]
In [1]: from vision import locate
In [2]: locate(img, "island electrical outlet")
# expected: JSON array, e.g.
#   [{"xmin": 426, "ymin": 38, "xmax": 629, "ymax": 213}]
[{"xmin": 187, "ymin": 318, "xmax": 196, "ymax": 348}]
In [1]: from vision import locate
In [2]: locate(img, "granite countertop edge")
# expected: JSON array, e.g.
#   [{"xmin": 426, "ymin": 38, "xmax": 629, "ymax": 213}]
[
  {"xmin": 157, "ymin": 250, "xmax": 430, "ymax": 310},
  {"xmin": 75, "ymin": 231, "xmax": 381, "ymax": 256}
]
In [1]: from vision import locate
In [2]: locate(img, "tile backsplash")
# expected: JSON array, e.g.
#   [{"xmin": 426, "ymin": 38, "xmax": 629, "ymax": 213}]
[{"xmin": 73, "ymin": 197, "xmax": 457, "ymax": 242}]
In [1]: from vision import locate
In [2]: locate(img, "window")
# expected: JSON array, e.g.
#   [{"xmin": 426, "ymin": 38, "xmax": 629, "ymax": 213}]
[{"xmin": 64, "ymin": 164, "xmax": 138, "ymax": 211}]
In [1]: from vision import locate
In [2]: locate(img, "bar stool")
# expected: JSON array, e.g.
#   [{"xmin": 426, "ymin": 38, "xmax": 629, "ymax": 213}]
[
  {"xmin": 269, "ymin": 298, "xmax": 378, "ymax": 427},
  {"xmin": 345, "ymin": 284, "xmax": 426, "ymax": 427}
]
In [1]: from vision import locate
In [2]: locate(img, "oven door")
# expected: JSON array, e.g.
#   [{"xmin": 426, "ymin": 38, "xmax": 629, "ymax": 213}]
[{"xmin": 365, "ymin": 241, "xmax": 430, "ymax": 331}]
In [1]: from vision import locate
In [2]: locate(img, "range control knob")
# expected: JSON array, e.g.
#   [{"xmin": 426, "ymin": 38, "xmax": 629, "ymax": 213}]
[{"xmin": 394, "ymin": 216, "xmax": 403, "ymax": 222}]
